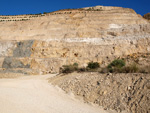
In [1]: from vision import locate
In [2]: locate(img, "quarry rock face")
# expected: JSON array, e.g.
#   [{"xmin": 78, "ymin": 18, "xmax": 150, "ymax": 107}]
[{"xmin": 0, "ymin": 6, "xmax": 150, "ymax": 74}]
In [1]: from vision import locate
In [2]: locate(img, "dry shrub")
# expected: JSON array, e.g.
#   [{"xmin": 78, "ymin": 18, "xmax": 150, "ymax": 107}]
[{"xmin": 60, "ymin": 63, "xmax": 78, "ymax": 73}]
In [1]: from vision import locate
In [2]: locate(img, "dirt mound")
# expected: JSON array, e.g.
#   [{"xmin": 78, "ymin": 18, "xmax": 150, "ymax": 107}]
[{"xmin": 50, "ymin": 72, "xmax": 150, "ymax": 113}]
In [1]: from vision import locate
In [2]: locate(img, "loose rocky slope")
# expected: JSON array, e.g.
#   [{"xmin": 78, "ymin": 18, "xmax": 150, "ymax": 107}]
[
  {"xmin": 50, "ymin": 72, "xmax": 150, "ymax": 113},
  {"xmin": 0, "ymin": 6, "xmax": 150, "ymax": 74}
]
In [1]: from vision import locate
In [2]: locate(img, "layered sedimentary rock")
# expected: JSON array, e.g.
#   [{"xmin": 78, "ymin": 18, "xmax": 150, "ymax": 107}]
[{"xmin": 0, "ymin": 6, "xmax": 150, "ymax": 74}]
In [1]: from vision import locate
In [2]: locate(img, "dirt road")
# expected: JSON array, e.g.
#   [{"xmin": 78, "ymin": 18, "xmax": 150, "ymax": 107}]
[{"xmin": 0, "ymin": 74, "xmax": 111, "ymax": 113}]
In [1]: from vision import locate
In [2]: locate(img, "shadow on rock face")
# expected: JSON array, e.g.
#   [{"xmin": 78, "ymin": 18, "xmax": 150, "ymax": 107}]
[
  {"xmin": 2, "ymin": 57, "xmax": 30, "ymax": 68},
  {"xmin": 13, "ymin": 40, "xmax": 34, "ymax": 57}
]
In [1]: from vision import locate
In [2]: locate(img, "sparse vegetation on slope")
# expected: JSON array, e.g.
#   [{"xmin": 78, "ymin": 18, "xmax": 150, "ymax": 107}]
[{"xmin": 59, "ymin": 59, "xmax": 150, "ymax": 74}]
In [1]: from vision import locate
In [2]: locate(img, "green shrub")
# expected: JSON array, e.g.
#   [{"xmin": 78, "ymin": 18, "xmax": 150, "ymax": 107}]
[
  {"xmin": 107, "ymin": 59, "xmax": 125, "ymax": 73},
  {"xmin": 108, "ymin": 59, "xmax": 125, "ymax": 68},
  {"xmin": 87, "ymin": 61, "xmax": 100, "ymax": 69}
]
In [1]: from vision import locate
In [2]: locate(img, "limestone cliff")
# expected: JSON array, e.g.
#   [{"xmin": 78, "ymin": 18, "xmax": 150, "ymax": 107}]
[{"xmin": 0, "ymin": 6, "xmax": 150, "ymax": 74}]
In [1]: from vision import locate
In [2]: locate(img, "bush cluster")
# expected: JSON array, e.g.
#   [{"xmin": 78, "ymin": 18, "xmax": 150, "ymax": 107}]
[{"xmin": 60, "ymin": 61, "xmax": 100, "ymax": 73}]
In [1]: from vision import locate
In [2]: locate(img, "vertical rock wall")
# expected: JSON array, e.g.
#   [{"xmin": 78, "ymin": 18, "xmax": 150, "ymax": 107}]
[{"xmin": 0, "ymin": 36, "xmax": 150, "ymax": 75}]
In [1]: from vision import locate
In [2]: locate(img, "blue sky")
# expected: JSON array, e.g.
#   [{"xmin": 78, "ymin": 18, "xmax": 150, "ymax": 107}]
[{"xmin": 0, "ymin": 0, "xmax": 149, "ymax": 16}]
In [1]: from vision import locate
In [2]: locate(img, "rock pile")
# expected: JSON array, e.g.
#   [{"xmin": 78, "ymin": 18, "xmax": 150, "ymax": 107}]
[{"xmin": 50, "ymin": 72, "xmax": 150, "ymax": 113}]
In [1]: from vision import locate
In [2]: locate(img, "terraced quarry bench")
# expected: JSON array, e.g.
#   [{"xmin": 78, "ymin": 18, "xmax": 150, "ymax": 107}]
[{"xmin": 0, "ymin": 6, "xmax": 150, "ymax": 75}]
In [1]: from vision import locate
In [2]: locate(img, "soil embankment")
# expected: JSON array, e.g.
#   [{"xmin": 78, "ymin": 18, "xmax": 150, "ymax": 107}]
[{"xmin": 50, "ymin": 72, "xmax": 150, "ymax": 113}]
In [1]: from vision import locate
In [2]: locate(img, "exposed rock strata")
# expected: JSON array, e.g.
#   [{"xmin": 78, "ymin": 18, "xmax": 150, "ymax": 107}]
[{"xmin": 0, "ymin": 6, "xmax": 150, "ymax": 74}]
